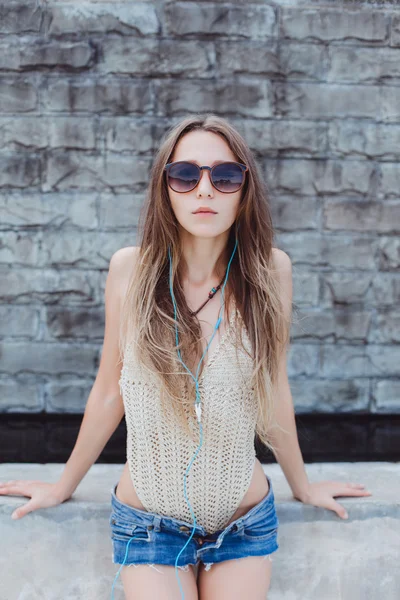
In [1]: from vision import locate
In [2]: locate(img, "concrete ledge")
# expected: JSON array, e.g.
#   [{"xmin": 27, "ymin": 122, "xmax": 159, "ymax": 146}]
[{"xmin": 0, "ymin": 462, "xmax": 399, "ymax": 600}]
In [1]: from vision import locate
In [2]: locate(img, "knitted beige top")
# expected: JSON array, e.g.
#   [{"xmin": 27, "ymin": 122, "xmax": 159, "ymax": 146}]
[{"xmin": 118, "ymin": 299, "xmax": 258, "ymax": 534}]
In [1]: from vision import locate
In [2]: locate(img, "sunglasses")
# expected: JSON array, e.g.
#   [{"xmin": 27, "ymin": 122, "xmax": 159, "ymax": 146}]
[{"xmin": 164, "ymin": 161, "xmax": 248, "ymax": 194}]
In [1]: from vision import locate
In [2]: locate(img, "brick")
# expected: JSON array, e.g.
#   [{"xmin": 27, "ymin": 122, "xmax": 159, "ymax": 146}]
[
  {"xmin": 281, "ymin": 8, "xmax": 388, "ymax": 43},
  {"xmin": 0, "ymin": 231, "xmax": 38, "ymax": 266},
  {"xmin": 0, "ymin": 41, "xmax": 94, "ymax": 71},
  {"xmin": 321, "ymin": 272, "xmax": 372, "ymax": 305},
  {"xmin": 369, "ymin": 310, "xmax": 400, "ymax": 344},
  {"xmin": 321, "ymin": 345, "xmax": 369, "ymax": 378},
  {"xmin": 0, "ymin": 267, "xmax": 99, "ymax": 304},
  {"xmin": 365, "ymin": 345, "xmax": 400, "ymax": 377},
  {"xmin": 155, "ymin": 78, "xmax": 273, "ymax": 118},
  {"xmin": 40, "ymin": 230, "xmax": 136, "ymax": 268},
  {"xmin": 0, "ymin": 306, "xmax": 39, "ymax": 337},
  {"xmin": 372, "ymin": 380, "xmax": 400, "ymax": 412},
  {"xmin": 46, "ymin": 306, "xmax": 105, "ymax": 339},
  {"xmin": 370, "ymin": 273, "xmax": 400, "ymax": 306},
  {"xmin": 381, "ymin": 164, "xmax": 400, "ymax": 197},
  {"xmin": 277, "ymin": 233, "xmax": 324, "ymax": 265},
  {"xmin": 0, "ymin": 381, "xmax": 43, "ymax": 412},
  {"xmin": 99, "ymin": 38, "xmax": 214, "ymax": 77},
  {"xmin": 271, "ymin": 198, "xmax": 319, "ymax": 231},
  {"xmin": 290, "ymin": 378, "xmax": 369, "ymax": 412},
  {"xmin": 43, "ymin": 79, "xmax": 153, "ymax": 114},
  {"xmin": 0, "ymin": 342, "xmax": 99, "ymax": 375},
  {"xmin": 216, "ymin": 40, "xmax": 279, "ymax": 75},
  {"xmin": 324, "ymin": 200, "xmax": 400, "ymax": 234},
  {"xmin": 48, "ymin": 3, "xmax": 159, "ymax": 36},
  {"xmin": 0, "ymin": 154, "xmax": 40, "ymax": 188},
  {"xmin": 98, "ymin": 118, "xmax": 154, "ymax": 152},
  {"xmin": 44, "ymin": 151, "xmax": 152, "ymax": 191},
  {"xmin": 237, "ymin": 119, "xmax": 328, "ymax": 156},
  {"xmin": 0, "ymin": 78, "xmax": 37, "ymax": 112},
  {"xmin": 287, "ymin": 343, "xmax": 319, "ymax": 377},
  {"xmin": 381, "ymin": 85, "xmax": 400, "ymax": 121},
  {"xmin": 390, "ymin": 15, "xmax": 400, "ymax": 47},
  {"xmin": 266, "ymin": 158, "xmax": 374, "ymax": 195},
  {"xmin": 0, "ymin": 2, "xmax": 43, "ymax": 34},
  {"xmin": 275, "ymin": 82, "xmax": 381, "ymax": 119},
  {"xmin": 378, "ymin": 237, "xmax": 400, "ymax": 271},
  {"xmin": 279, "ymin": 43, "xmax": 328, "ymax": 81},
  {"xmin": 279, "ymin": 232, "xmax": 377, "ymax": 269},
  {"xmin": 48, "ymin": 117, "xmax": 96, "ymax": 149},
  {"xmin": 98, "ymin": 193, "xmax": 143, "ymax": 227},
  {"xmin": 0, "ymin": 116, "xmax": 95, "ymax": 149},
  {"xmin": 323, "ymin": 235, "xmax": 378, "ymax": 269},
  {"xmin": 0, "ymin": 192, "xmax": 97, "ymax": 228},
  {"xmin": 329, "ymin": 121, "xmax": 400, "ymax": 160},
  {"xmin": 46, "ymin": 381, "xmax": 94, "ymax": 413},
  {"xmin": 0, "ymin": 116, "xmax": 48, "ymax": 149},
  {"xmin": 328, "ymin": 47, "xmax": 400, "ymax": 83},
  {"xmin": 164, "ymin": 3, "xmax": 276, "ymax": 39},
  {"xmin": 376, "ymin": 202, "xmax": 399, "ymax": 233},
  {"xmin": 291, "ymin": 307, "xmax": 372, "ymax": 342},
  {"xmin": 292, "ymin": 269, "xmax": 319, "ymax": 306}
]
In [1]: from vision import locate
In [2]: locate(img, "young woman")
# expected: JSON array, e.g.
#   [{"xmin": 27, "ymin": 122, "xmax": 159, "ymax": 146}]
[{"xmin": 0, "ymin": 114, "xmax": 372, "ymax": 600}]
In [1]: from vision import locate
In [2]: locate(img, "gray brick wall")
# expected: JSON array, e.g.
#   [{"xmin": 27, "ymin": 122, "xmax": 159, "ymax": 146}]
[{"xmin": 0, "ymin": 0, "xmax": 399, "ymax": 415}]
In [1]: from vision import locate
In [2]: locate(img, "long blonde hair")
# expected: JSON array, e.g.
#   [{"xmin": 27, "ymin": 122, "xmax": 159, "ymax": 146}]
[{"xmin": 119, "ymin": 113, "xmax": 293, "ymax": 453}]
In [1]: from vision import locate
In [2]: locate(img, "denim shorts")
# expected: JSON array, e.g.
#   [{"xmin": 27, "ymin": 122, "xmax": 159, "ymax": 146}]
[{"xmin": 109, "ymin": 472, "xmax": 279, "ymax": 574}]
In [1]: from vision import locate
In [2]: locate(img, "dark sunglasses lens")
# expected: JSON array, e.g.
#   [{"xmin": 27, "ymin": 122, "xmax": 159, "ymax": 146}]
[
  {"xmin": 168, "ymin": 162, "xmax": 199, "ymax": 192},
  {"xmin": 212, "ymin": 163, "xmax": 244, "ymax": 192}
]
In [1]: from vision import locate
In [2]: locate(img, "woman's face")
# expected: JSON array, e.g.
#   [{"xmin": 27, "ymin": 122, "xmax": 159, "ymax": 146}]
[{"xmin": 167, "ymin": 130, "xmax": 243, "ymax": 239}]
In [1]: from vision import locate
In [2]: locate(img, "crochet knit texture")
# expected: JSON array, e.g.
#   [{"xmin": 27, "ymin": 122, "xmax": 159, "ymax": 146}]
[{"xmin": 119, "ymin": 300, "xmax": 258, "ymax": 534}]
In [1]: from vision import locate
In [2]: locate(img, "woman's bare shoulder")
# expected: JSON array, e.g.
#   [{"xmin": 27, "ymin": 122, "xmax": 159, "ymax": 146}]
[
  {"xmin": 111, "ymin": 245, "xmax": 140, "ymax": 268},
  {"xmin": 271, "ymin": 247, "xmax": 293, "ymax": 322},
  {"xmin": 271, "ymin": 247, "xmax": 292, "ymax": 273},
  {"xmin": 109, "ymin": 246, "xmax": 141, "ymax": 300}
]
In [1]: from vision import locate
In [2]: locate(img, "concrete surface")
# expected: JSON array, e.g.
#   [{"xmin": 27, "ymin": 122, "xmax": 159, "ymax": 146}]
[{"xmin": 0, "ymin": 462, "xmax": 399, "ymax": 600}]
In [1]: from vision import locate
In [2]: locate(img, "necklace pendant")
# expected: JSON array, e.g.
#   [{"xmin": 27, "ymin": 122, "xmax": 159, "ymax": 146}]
[{"xmin": 188, "ymin": 274, "xmax": 225, "ymax": 316}]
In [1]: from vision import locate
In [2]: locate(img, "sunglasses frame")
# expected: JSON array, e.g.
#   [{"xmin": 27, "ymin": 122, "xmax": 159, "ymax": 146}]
[{"xmin": 164, "ymin": 160, "xmax": 249, "ymax": 194}]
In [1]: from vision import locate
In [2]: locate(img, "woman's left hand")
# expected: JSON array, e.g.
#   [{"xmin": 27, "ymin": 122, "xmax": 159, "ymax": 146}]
[{"xmin": 294, "ymin": 480, "xmax": 373, "ymax": 520}]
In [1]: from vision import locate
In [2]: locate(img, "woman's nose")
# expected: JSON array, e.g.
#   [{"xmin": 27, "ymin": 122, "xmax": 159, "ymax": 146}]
[{"xmin": 197, "ymin": 170, "xmax": 214, "ymax": 196}]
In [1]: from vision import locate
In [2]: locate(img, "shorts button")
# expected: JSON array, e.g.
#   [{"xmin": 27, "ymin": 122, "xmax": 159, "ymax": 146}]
[
  {"xmin": 198, "ymin": 539, "xmax": 204, "ymax": 545},
  {"xmin": 147, "ymin": 525, "xmax": 154, "ymax": 530},
  {"xmin": 179, "ymin": 526, "xmax": 190, "ymax": 531}
]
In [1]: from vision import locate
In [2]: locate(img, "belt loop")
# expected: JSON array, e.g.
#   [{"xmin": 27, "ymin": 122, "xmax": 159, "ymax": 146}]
[
  {"xmin": 152, "ymin": 515, "xmax": 162, "ymax": 532},
  {"xmin": 233, "ymin": 520, "xmax": 244, "ymax": 535},
  {"xmin": 215, "ymin": 520, "xmax": 243, "ymax": 548}
]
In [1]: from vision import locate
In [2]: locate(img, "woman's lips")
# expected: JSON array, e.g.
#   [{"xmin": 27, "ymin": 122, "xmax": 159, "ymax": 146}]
[{"xmin": 193, "ymin": 211, "xmax": 217, "ymax": 215}]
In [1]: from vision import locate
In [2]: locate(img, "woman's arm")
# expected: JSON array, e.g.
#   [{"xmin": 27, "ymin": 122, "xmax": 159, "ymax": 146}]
[
  {"xmin": 269, "ymin": 249, "xmax": 372, "ymax": 518},
  {"xmin": 268, "ymin": 249, "xmax": 311, "ymax": 502},
  {"xmin": 53, "ymin": 246, "xmax": 139, "ymax": 502}
]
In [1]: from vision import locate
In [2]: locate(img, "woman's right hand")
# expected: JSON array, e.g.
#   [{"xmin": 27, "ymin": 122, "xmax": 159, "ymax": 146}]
[{"xmin": 0, "ymin": 480, "xmax": 70, "ymax": 520}]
